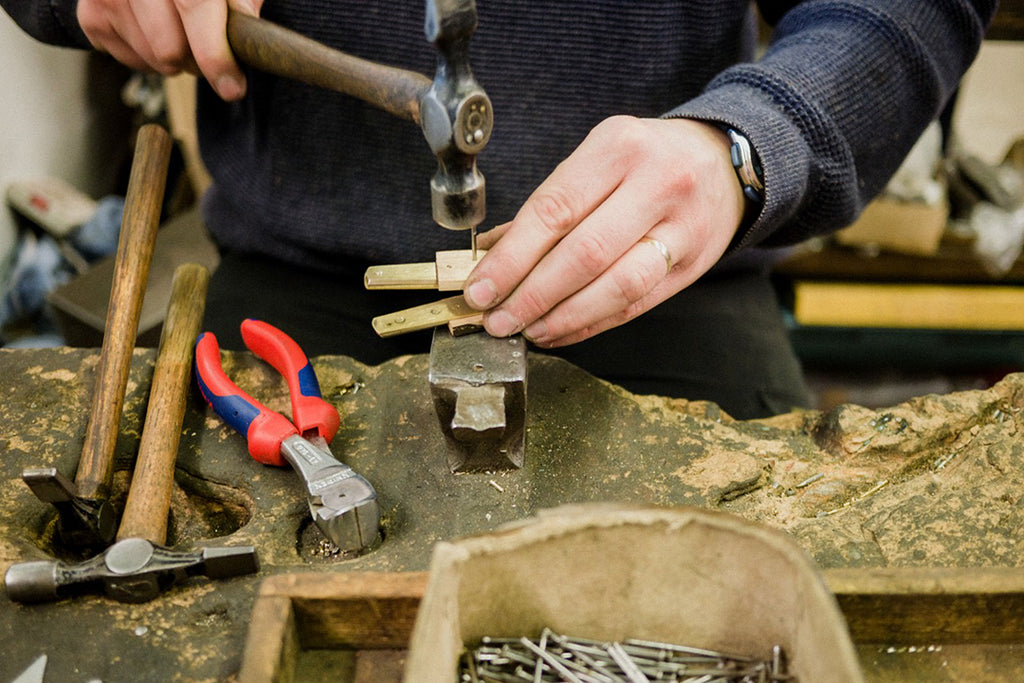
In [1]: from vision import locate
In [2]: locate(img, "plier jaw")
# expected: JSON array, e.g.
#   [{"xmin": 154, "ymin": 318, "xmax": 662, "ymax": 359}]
[
  {"xmin": 311, "ymin": 485, "xmax": 381, "ymax": 553},
  {"xmin": 194, "ymin": 320, "xmax": 380, "ymax": 553},
  {"xmin": 279, "ymin": 434, "xmax": 381, "ymax": 551}
]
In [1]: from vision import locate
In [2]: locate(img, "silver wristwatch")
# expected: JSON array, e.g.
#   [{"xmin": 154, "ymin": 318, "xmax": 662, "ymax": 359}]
[{"xmin": 723, "ymin": 127, "xmax": 765, "ymax": 205}]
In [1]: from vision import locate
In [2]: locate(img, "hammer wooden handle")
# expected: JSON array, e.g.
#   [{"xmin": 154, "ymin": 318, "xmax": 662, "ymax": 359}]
[
  {"xmin": 227, "ymin": 10, "xmax": 431, "ymax": 123},
  {"xmin": 117, "ymin": 263, "xmax": 210, "ymax": 544},
  {"xmin": 76, "ymin": 124, "xmax": 172, "ymax": 501}
]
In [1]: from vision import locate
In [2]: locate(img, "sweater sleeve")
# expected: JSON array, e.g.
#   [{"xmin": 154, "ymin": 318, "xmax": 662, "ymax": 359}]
[
  {"xmin": 1, "ymin": 0, "xmax": 92, "ymax": 49},
  {"xmin": 667, "ymin": 0, "xmax": 996, "ymax": 252}
]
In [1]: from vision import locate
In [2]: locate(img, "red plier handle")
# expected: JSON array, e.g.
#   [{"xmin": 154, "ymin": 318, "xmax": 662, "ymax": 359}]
[{"xmin": 194, "ymin": 319, "xmax": 340, "ymax": 466}]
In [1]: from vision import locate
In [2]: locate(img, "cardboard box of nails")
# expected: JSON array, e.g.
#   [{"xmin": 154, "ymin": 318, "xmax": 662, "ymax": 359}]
[{"xmin": 404, "ymin": 504, "xmax": 863, "ymax": 682}]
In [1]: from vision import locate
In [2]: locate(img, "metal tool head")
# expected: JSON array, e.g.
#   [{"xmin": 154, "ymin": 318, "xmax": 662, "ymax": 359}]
[
  {"xmin": 12, "ymin": 655, "xmax": 47, "ymax": 683},
  {"xmin": 429, "ymin": 329, "xmax": 527, "ymax": 472},
  {"xmin": 279, "ymin": 435, "xmax": 381, "ymax": 554},
  {"xmin": 4, "ymin": 537, "xmax": 259, "ymax": 604},
  {"xmin": 419, "ymin": 0, "xmax": 491, "ymax": 231},
  {"xmin": 21, "ymin": 467, "xmax": 116, "ymax": 551},
  {"xmin": 310, "ymin": 471, "xmax": 381, "ymax": 553}
]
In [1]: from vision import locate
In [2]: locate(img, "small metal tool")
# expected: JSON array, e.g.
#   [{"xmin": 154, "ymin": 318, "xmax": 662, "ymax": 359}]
[
  {"xmin": 195, "ymin": 319, "xmax": 380, "ymax": 553},
  {"xmin": 429, "ymin": 329, "xmax": 526, "ymax": 472},
  {"xmin": 12, "ymin": 655, "xmax": 47, "ymax": 683}
]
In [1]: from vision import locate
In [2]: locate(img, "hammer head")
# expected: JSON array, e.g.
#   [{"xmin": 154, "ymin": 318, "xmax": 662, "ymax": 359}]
[
  {"xmin": 21, "ymin": 467, "xmax": 116, "ymax": 551},
  {"xmin": 4, "ymin": 538, "xmax": 259, "ymax": 604},
  {"xmin": 419, "ymin": 0, "xmax": 492, "ymax": 231}
]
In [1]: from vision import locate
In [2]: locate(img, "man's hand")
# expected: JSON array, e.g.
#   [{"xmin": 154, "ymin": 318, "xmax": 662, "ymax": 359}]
[
  {"xmin": 463, "ymin": 116, "xmax": 748, "ymax": 347},
  {"xmin": 76, "ymin": 0, "xmax": 261, "ymax": 101}
]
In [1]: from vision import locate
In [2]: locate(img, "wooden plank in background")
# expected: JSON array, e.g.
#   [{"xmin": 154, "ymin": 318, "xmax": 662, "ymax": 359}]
[
  {"xmin": 988, "ymin": 0, "xmax": 1024, "ymax": 41},
  {"xmin": 792, "ymin": 281, "xmax": 1024, "ymax": 330}
]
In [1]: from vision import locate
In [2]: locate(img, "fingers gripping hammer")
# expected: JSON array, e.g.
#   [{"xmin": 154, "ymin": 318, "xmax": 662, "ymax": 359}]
[{"xmin": 226, "ymin": 0, "xmax": 492, "ymax": 238}]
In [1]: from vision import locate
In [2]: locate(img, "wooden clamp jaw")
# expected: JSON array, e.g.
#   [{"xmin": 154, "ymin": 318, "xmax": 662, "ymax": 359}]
[
  {"xmin": 364, "ymin": 249, "xmax": 486, "ymax": 337},
  {"xmin": 365, "ymin": 248, "xmax": 527, "ymax": 472}
]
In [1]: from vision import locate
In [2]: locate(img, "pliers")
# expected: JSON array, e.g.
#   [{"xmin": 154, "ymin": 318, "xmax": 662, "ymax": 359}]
[{"xmin": 194, "ymin": 319, "xmax": 380, "ymax": 553}]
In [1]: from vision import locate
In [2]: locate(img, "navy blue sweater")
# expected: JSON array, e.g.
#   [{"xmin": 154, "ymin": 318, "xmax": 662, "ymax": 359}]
[{"xmin": 3, "ymin": 1, "xmax": 995, "ymax": 272}]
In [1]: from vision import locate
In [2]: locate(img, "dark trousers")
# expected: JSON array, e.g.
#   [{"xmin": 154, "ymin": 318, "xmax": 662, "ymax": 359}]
[{"xmin": 203, "ymin": 251, "xmax": 810, "ymax": 419}]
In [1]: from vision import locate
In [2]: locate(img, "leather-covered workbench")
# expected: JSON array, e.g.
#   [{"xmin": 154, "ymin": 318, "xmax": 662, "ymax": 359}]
[{"xmin": 2, "ymin": 346, "xmax": 1023, "ymax": 681}]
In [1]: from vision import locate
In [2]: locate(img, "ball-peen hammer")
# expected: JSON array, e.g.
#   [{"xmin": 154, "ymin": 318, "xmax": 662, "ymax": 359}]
[{"xmin": 226, "ymin": 0, "xmax": 492, "ymax": 244}]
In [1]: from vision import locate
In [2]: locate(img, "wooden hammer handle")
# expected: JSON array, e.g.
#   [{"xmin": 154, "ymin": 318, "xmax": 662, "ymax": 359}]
[
  {"xmin": 75, "ymin": 124, "xmax": 172, "ymax": 500},
  {"xmin": 227, "ymin": 9, "xmax": 431, "ymax": 123},
  {"xmin": 117, "ymin": 263, "xmax": 210, "ymax": 544}
]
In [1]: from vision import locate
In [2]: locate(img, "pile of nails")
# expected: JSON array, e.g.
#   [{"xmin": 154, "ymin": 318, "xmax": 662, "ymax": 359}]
[{"xmin": 459, "ymin": 629, "xmax": 793, "ymax": 683}]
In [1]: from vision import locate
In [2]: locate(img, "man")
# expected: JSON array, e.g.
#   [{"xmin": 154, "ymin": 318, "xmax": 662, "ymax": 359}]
[{"xmin": 2, "ymin": 0, "xmax": 996, "ymax": 418}]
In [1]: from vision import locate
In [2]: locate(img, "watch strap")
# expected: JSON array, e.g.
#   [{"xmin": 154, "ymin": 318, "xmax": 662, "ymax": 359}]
[
  {"xmin": 723, "ymin": 127, "xmax": 764, "ymax": 204},
  {"xmin": 716, "ymin": 125, "xmax": 765, "ymax": 240}
]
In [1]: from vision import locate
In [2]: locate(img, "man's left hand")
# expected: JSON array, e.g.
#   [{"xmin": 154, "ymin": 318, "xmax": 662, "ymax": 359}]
[{"xmin": 463, "ymin": 116, "xmax": 747, "ymax": 347}]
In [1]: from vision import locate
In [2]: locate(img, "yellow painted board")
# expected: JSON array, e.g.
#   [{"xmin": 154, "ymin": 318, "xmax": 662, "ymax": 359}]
[{"xmin": 792, "ymin": 281, "xmax": 1024, "ymax": 330}]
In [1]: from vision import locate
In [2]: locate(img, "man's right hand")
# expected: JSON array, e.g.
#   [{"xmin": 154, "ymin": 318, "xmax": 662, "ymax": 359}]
[{"xmin": 76, "ymin": 0, "xmax": 261, "ymax": 101}]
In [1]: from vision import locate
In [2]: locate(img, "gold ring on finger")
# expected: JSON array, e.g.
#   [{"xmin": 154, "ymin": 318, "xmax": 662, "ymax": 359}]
[{"xmin": 640, "ymin": 237, "xmax": 673, "ymax": 275}]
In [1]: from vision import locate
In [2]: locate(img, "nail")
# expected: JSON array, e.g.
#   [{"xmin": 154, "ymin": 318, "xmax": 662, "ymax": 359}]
[
  {"xmin": 466, "ymin": 279, "xmax": 498, "ymax": 309},
  {"xmin": 534, "ymin": 630, "xmax": 548, "ymax": 683},
  {"xmin": 520, "ymin": 637, "xmax": 584, "ymax": 683}
]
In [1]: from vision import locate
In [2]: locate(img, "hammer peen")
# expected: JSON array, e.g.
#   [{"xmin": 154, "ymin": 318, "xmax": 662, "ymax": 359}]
[{"xmin": 6, "ymin": 264, "xmax": 258, "ymax": 604}]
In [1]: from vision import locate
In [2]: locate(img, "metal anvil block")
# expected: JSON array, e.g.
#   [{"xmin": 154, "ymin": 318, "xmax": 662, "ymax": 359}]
[{"xmin": 428, "ymin": 329, "xmax": 526, "ymax": 472}]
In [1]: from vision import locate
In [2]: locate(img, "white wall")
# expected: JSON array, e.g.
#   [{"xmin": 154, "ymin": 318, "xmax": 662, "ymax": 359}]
[
  {"xmin": 953, "ymin": 41, "xmax": 1024, "ymax": 165},
  {"xmin": 0, "ymin": 12, "xmax": 105, "ymax": 283}
]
